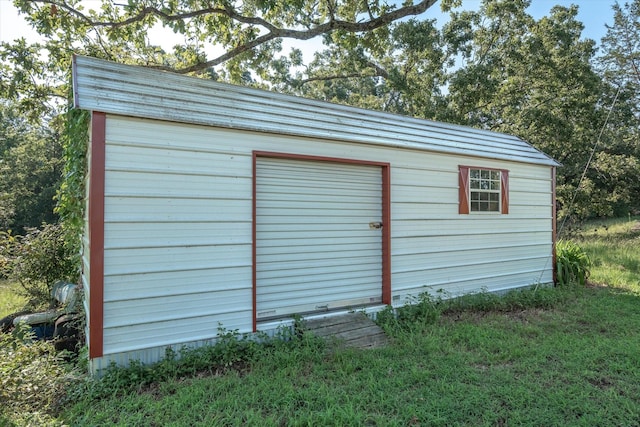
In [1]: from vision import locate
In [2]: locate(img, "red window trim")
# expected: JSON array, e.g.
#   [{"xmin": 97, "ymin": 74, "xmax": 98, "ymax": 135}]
[{"xmin": 459, "ymin": 165, "xmax": 509, "ymax": 215}]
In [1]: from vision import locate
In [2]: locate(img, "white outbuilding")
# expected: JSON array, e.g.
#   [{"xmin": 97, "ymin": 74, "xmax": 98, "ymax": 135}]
[{"xmin": 72, "ymin": 55, "xmax": 559, "ymax": 373}]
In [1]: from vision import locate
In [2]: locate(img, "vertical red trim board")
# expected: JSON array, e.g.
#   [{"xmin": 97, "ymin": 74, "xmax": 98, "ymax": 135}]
[
  {"xmin": 252, "ymin": 153, "xmax": 258, "ymax": 332},
  {"xmin": 458, "ymin": 166, "xmax": 470, "ymax": 214},
  {"xmin": 551, "ymin": 167, "xmax": 557, "ymax": 284},
  {"xmin": 501, "ymin": 169, "xmax": 509, "ymax": 215},
  {"xmin": 381, "ymin": 166, "xmax": 391, "ymax": 305},
  {"xmin": 88, "ymin": 112, "xmax": 106, "ymax": 358}
]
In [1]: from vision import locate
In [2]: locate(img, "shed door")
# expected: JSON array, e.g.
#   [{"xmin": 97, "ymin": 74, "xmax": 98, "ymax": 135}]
[{"xmin": 256, "ymin": 157, "xmax": 383, "ymax": 320}]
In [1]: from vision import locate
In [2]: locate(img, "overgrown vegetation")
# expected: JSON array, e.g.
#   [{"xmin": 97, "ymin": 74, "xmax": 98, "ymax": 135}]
[
  {"xmin": 0, "ymin": 224, "xmax": 78, "ymax": 309},
  {"xmin": 54, "ymin": 107, "xmax": 89, "ymax": 257},
  {"xmin": 377, "ymin": 285, "xmax": 570, "ymax": 334},
  {"xmin": 0, "ymin": 325, "xmax": 79, "ymax": 426},
  {"xmin": 61, "ymin": 284, "xmax": 640, "ymax": 426},
  {"xmin": 0, "ymin": 280, "xmax": 27, "ymax": 319}
]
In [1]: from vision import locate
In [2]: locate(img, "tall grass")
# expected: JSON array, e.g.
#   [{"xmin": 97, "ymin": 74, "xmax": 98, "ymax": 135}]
[{"xmin": 568, "ymin": 216, "xmax": 640, "ymax": 293}]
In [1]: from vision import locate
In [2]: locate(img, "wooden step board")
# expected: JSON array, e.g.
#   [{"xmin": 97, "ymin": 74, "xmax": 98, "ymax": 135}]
[{"xmin": 303, "ymin": 312, "xmax": 389, "ymax": 349}]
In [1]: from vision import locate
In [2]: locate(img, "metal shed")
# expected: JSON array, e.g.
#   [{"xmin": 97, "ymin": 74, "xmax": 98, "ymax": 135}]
[{"xmin": 72, "ymin": 55, "xmax": 559, "ymax": 373}]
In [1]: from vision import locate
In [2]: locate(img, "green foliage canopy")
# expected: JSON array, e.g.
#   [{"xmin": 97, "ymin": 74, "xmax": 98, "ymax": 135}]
[{"xmin": 0, "ymin": 0, "xmax": 638, "ymax": 223}]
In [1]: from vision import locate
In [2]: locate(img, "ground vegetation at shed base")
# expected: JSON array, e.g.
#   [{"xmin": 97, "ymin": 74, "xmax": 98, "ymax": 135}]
[{"xmin": 63, "ymin": 288, "xmax": 640, "ymax": 426}]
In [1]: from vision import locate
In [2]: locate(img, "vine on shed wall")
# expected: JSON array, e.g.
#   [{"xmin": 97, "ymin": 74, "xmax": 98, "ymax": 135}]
[{"xmin": 55, "ymin": 107, "xmax": 89, "ymax": 262}]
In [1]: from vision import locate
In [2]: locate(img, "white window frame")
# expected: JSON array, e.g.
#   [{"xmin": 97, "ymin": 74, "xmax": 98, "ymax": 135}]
[{"xmin": 469, "ymin": 168, "xmax": 501, "ymax": 213}]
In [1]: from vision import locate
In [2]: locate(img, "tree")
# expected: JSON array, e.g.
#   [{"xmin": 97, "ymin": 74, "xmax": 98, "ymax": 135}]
[
  {"xmin": 294, "ymin": 18, "xmax": 449, "ymax": 119},
  {"xmin": 599, "ymin": 0, "xmax": 640, "ymax": 120},
  {"xmin": 0, "ymin": 0, "xmax": 442, "ymax": 238},
  {"xmin": 439, "ymin": 0, "xmax": 640, "ymax": 220},
  {"xmin": 0, "ymin": 103, "xmax": 63, "ymax": 232},
  {"xmin": 595, "ymin": 0, "xmax": 640, "ymax": 216},
  {"xmin": 2, "ymin": 0, "xmax": 638, "ymax": 222}
]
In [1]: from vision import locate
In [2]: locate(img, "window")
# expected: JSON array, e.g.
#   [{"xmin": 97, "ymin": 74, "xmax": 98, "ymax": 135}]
[
  {"xmin": 459, "ymin": 166, "xmax": 509, "ymax": 214},
  {"xmin": 470, "ymin": 169, "xmax": 500, "ymax": 212}
]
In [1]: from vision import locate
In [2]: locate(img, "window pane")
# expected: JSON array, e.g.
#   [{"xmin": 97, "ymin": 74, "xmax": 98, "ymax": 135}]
[
  {"xmin": 489, "ymin": 202, "xmax": 499, "ymax": 211},
  {"xmin": 471, "ymin": 202, "xmax": 480, "ymax": 211},
  {"xmin": 470, "ymin": 169, "xmax": 480, "ymax": 179},
  {"xmin": 490, "ymin": 181, "xmax": 500, "ymax": 190},
  {"xmin": 470, "ymin": 180, "xmax": 480, "ymax": 189},
  {"xmin": 489, "ymin": 193, "xmax": 499, "ymax": 202},
  {"xmin": 481, "ymin": 170, "xmax": 490, "ymax": 179},
  {"xmin": 491, "ymin": 170, "xmax": 500, "ymax": 180},
  {"xmin": 480, "ymin": 180, "xmax": 489, "ymax": 189}
]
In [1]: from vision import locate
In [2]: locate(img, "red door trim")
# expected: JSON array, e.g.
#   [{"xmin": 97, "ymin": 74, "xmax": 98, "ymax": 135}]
[
  {"xmin": 252, "ymin": 151, "xmax": 391, "ymax": 331},
  {"xmin": 381, "ymin": 165, "xmax": 391, "ymax": 305},
  {"xmin": 89, "ymin": 111, "xmax": 106, "ymax": 358}
]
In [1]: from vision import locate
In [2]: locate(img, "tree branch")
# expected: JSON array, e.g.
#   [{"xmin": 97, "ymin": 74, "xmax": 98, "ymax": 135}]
[
  {"xmin": 299, "ymin": 72, "xmax": 369, "ymax": 84},
  {"xmin": 298, "ymin": 59, "xmax": 389, "ymax": 85},
  {"xmin": 31, "ymin": 0, "xmax": 438, "ymax": 74}
]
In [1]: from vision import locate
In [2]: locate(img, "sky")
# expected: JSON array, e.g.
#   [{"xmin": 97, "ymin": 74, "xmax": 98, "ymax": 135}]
[{"xmin": 0, "ymin": 0, "xmax": 618, "ymax": 58}]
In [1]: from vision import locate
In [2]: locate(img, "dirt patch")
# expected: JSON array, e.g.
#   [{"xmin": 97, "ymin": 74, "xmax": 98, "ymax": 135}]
[
  {"xmin": 587, "ymin": 376, "xmax": 614, "ymax": 390},
  {"xmin": 442, "ymin": 307, "xmax": 554, "ymax": 324}
]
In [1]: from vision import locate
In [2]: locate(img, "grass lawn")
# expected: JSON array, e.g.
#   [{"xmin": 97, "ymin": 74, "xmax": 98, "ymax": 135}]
[
  {"xmin": 3, "ymin": 218, "xmax": 639, "ymax": 426},
  {"xmin": 59, "ymin": 218, "xmax": 640, "ymax": 426},
  {"xmin": 59, "ymin": 285, "xmax": 640, "ymax": 426}
]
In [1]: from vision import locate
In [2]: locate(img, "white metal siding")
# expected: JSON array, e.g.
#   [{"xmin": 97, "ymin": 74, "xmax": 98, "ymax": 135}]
[
  {"xmin": 255, "ymin": 158, "xmax": 383, "ymax": 318},
  {"xmin": 100, "ymin": 115, "xmax": 253, "ymax": 355},
  {"xmin": 84, "ymin": 114, "xmax": 555, "ymax": 371}
]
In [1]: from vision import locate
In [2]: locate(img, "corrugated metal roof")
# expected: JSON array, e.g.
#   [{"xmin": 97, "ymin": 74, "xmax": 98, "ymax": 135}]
[{"xmin": 72, "ymin": 55, "xmax": 559, "ymax": 166}]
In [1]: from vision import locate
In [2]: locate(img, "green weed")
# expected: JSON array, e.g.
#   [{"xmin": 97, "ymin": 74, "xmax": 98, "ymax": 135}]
[
  {"xmin": 556, "ymin": 240, "xmax": 591, "ymax": 286},
  {"xmin": 377, "ymin": 286, "xmax": 571, "ymax": 336},
  {"xmin": 2, "ymin": 216, "xmax": 640, "ymax": 425}
]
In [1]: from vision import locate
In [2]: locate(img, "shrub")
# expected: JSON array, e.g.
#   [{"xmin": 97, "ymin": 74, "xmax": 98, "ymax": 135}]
[
  {"xmin": 0, "ymin": 223, "xmax": 78, "ymax": 308},
  {"xmin": 556, "ymin": 240, "xmax": 591, "ymax": 287},
  {"xmin": 0, "ymin": 324, "xmax": 78, "ymax": 425}
]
